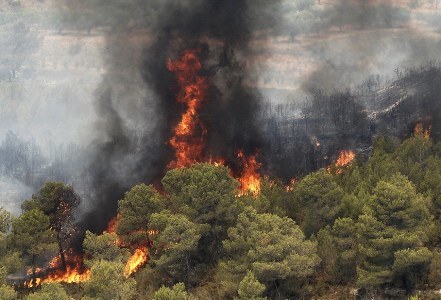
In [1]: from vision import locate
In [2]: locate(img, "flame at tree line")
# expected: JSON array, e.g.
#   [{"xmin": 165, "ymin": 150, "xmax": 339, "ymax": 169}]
[
  {"xmin": 22, "ymin": 244, "xmax": 148, "ymax": 286},
  {"xmin": 236, "ymin": 151, "xmax": 262, "ymax": 197},
  {"xmin": 106, "ymin": 213, "xmax": 119, "ymax": 234},
  {"xmin": 20, "ymin": 214, "xmax": 150, "ymax": 287},
  {"xmin": 124, "ymin": 246, "xmax": 149, "ymax": 278},
  {"xmin": 285, "ymin": 178, "xmax": 296, "ymax": 192},
  {"xmin": 104, "ymin": 215, "xmax": 150, "ymax": 277},
  {"xmin": 414, "ymin": 122, "xmax": 431, "ymax": 139},
  {"xmin": 167, "ymin": 49, "xmax": 263, "ymax": 196},
  {"xmin": 325, "ymin": 123, "xmax": 432, "ymax": 175},
  {"xmin": 15, "ymin": 48, "xmax": 363, "ymax": 288},
  {"xmin": 23, "ymin": 251, "xmax": 90, "ymax": 288},
  {"xmin": 335, "ymin": 150, "xmax": 356, "ymax": 168},
  {"xmin": 327, "ymin": 150, "xmax": 356, "ymax": 174}
]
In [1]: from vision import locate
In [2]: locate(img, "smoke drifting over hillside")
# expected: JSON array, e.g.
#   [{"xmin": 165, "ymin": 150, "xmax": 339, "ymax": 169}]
[
  {"xmin": 78, "ymin": 0, "xmax": 283, "ymax": 232},
  {"xmin": 1, "ymin": 0, "xmax": 440, "ymax": 234}
]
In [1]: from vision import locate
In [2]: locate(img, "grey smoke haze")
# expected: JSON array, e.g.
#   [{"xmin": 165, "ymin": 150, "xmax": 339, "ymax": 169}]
[
  {"xmin": 0, "ymin": 176, "xmax": 32, "ymax": 215},
  {"xmin": 301, "ymin": 30, "xmax": 441, "ymax": 93},
  {"xmin": 272, "ymin": 0, "xmax": 441, "ymax": 94},
  {"xmin": 0, "ymin": 0, "xmax": 440, "ymax": 230},
  {"xmin": 75, "ymin": 0, "xmax": 285, "ymax": 231}
]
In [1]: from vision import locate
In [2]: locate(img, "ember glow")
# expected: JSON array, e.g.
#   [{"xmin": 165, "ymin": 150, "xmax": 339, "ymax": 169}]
[
  {"xmin": 124, "ymin": 246, "xmax": 148, "ymax": 278},
  {"xmin": 285, "ymin": 178, "xmax": 296, "ymax": 192},
  {"xmin": 106, "ymin": 214, "xmax": 120, "ymax": 234},
  {"xmin": 24, "ymin": 251, "xmax": 90, "ymax": 288},
  {"xmin": 167, "ymin": 49, "xmax": 208, "ymax": 169},
  {"xmin": 237, "ymin": 151, "xmax": 262, "ymax": 197},
  {"xmin": 414, "ymin": 123, "xmax": 431, "ymax": 139}
]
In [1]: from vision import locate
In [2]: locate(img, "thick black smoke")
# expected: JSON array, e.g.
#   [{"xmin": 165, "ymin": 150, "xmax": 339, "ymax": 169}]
[
  {"xmin": 66, "ymin": 0, "xmax": 441, "ymax": 236},
  {"xmin": 73, "ymin": 0, "xmax": 282, "ymax": 234}
]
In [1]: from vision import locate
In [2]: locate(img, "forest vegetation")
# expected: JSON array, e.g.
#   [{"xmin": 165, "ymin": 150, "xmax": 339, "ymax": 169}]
[
  {"xmin": 1, "ymin": 0, "xmax": 441, "ymax": 299},
  {"xmin": 1, "ymin": 129, "xmax": 441, "ymax": 299}
]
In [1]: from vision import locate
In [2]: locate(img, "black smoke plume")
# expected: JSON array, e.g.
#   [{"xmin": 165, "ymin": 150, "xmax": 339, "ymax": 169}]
[
  {"xmin": 72, "ymin": 0, "xmax": 282, "ymax": 234},
  {"xmin": 61, "ymin": 0, "xmax": 441, "ymax": 239}
]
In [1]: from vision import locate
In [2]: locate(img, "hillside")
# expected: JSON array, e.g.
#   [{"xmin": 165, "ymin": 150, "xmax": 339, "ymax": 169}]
[{"xmin": 368, "ymin": 65, "xmax": 441, "ymax": 139}]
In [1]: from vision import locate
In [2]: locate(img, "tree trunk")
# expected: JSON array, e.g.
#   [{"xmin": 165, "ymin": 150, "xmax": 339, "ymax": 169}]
[
  {"xmin": 185, "ymin": 254, "xmax": 190, "ymax": 288},
  {"xmin": 31, "ymin": 254, "xmax": 37, "ymax": 286},
  {"xmin": 58, "ymin": 233, "xmax": 67, "ymax": 271}
]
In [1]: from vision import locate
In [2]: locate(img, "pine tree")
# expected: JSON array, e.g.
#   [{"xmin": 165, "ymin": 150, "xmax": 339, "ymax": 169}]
[
  {"xmin": 236, "ymin": 271, "xmax": 267, "ymax": 300},
  {"xmin": 221, "ymin": 208, "xmax": 320, "ymax": 297},
  {"xmin": 117, "ymin": 184, "xmax": 164, "ymax": 245},
  {"xmin": 357, "ymin": 174, "xmax": 432, "ymax": 289}
]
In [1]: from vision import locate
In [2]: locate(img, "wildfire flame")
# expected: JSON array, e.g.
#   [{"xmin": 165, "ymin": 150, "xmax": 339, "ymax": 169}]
[
  {"xmin": 105, "ymin": 214, "xmax": 120, "ymax": 234},
  {"xmin": 327, "ymin": 150, "xmax": 356, "ymax": 174},
  {"xmin": 414, "ymin": 123, "xmax": 431, "ymax": 139},
  {"xmin": 124, "ymin": 246, "xmax": 148, "ymax": 278},
  {"xmin": 106, "ymin": 213, "xmax": 156, "ymax": 277},
  {"xmin": 122, "ymin": 230, "xmax": 157, "ymax": 278},
  {"xmin": 167, "ymin": 49, "xmax": 208, "ymax": 169},
  {"xmin": 24, "ymin": 251, "xmax": 90, "ymax": 288},
  {"xmin": 335, "ymin": 150, "xmax": 356, "ymax": 167},
  {"xmin": 237, "ymin": 151, "xmax": 262, "ymax": 197},
  {"xmin": 285, "ymin": 178, "xmax": 296, "ymax": 192}
]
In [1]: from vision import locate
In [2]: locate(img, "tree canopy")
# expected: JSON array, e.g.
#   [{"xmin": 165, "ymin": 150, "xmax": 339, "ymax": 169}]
[{"xmin": 1, "ymin": 134, "xmax": 441, "ymax": 298}]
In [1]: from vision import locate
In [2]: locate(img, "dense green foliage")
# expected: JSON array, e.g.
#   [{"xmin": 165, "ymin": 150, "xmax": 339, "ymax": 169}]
[
  {"xmin": 24, "ymin": 283, "xmax": 69, "ymax": 300},
  {"xmin": 9, "ymin": 209, "xmax": 58, "ymax": 269},
  {"xmin": 83, "ymin": 231, "xmax": 128, "ymax": 264},
  {"xmin": 236, "ymin": 271, "xmax": 266, "ymax": 300},
  {"xmin": 117, "ymin": 183, "xmax": 164, "ymax": 245},
  {"xmin": 220, "ymin": 208, "xmax": 319, "ymax": 298},
  {"xmin": 3, "ymin": 133, "xmax": 441, "ymax": 298},
  {"xmin": 83, "ymin": 260, "xmax": 136, "ymax": 300},
  {"xmin": 153, "ymin": 283, "xmax": 189, "ymax": 300}
]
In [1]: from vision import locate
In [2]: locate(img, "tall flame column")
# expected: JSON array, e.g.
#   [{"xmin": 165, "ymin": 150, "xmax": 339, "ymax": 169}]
[{"xmin": 167, "ymin": 49, "xmax": 208, "ymax": 169}]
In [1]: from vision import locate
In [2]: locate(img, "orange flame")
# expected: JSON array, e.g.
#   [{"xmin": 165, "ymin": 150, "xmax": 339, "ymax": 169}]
[
  {"xmin": 105, "ymin": 214, "xmax": 120, "ymax": 234},
  {"xmin": 34, "ymin": 267, "xmax": 90, "ymax": 286},
  {"xmin": 414, "ymin": 123, "xmax": 431, "ymax": 139},
  {"xmin": 285, "ymin": 178, "xmax": 296, "ymax": 192},
  {"xmin": 24, "ymin": 251, "xmax": 90, "ymax": 287},
  {"xmin": 237, "ymin": 151, "xmax": 262, "ymax": 197},
  {"xmin": 335, "ymin": 150, "xmax": 356, "ymax": 168},
  {"xmin": 208, "ymin": 156, "xmax": 226, "ymax": 167},
  {"xmin": 124, "ymin": 246, "xmax": 148, "ymax": 278},
  {"xmin": 167, "ymin": 49, "xmax": 208, "ymax": 169},
  {"xmin": 327, "ymin": 150, "xmax": 356, "ymax": 174}
]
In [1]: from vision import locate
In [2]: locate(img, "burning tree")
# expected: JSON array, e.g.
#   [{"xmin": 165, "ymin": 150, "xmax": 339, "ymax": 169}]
[
  {"xmin": 237, "ymin": 151, "xmax": 262, "ymax": 197},
  {"xmin": 115, "ymin": 184, "xmax": 165, "ymax": 277},
  {"xmin": 21, "ymin": 182, "xmax": 80, "ymax": 272},
  {"xmin": 327, "ymin": 150, "xmax": 356, "ymax": 174}
]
